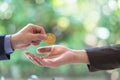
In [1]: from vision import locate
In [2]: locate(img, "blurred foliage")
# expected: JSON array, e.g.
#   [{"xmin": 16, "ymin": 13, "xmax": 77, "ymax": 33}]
[{"xmin": 0, "ymin": 0, "xmax": 120, "ymax": 79}]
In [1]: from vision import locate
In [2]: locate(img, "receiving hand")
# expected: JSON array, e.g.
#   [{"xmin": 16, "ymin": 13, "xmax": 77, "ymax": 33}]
[
  {"xmin": 11, "ymin": 24, "xmax": 47, "ymax": 49},
  {"xmin": 25, "ymin": 45, "xmax": 89, "ymax": 67}
]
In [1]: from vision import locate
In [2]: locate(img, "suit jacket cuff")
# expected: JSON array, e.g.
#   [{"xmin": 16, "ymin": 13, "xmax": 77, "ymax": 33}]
[{"xmin": 0, "ymin": 36, "xmax": 10, "ymax": 60}]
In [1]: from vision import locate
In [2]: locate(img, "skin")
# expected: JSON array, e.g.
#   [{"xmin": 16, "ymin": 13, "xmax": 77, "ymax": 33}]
[
  {"xmin": 25, "ymin": 45, "xmax": 90, "ymax": 68},
  {"xmin": 11, "ymin": 24, "xmax": 47, "ymax": 50}
]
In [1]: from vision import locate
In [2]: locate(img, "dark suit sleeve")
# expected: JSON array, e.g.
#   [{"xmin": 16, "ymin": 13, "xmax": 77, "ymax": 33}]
[
  {"xmin": 86, "ymin": 44, "xmax": 120, "ymax": 72},
  {"xmin": 0, "ymin": 36, "xmax": 10, "ymax": 60}
]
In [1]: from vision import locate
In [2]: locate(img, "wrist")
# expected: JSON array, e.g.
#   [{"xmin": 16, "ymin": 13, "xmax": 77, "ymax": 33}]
[
  {"xmin": 10, "ymin": 34, "xmax": 17, "ymax": 50},
  {"xmin": 72, "ymin": 49, "xmax": 90, "ymax": 64}
]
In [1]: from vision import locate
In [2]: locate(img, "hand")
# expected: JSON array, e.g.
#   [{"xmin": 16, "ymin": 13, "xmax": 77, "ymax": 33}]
[
  {"xmin": 11, "ymin": 24, "xmax": 47, "ymax": 49},
  {"xmin": 25, "ymin": 45, "xmax": 89, "ymax": 68}
]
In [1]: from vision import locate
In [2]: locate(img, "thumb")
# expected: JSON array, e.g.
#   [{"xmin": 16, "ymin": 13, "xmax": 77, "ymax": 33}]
[{"xmin": 32, "ymin": 34, "xmax": 47, "ymax": 41}]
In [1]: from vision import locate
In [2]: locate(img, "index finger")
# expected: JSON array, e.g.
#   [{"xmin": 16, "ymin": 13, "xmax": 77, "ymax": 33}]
[{"xmin": 33, "ymin": 25, "xmax": 46, "ymax": 34}]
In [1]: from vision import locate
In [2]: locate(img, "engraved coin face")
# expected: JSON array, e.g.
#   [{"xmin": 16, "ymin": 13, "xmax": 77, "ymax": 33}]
[{"xmin": 45, "ymin": 33, "xmax": 56, "ymax": 44}]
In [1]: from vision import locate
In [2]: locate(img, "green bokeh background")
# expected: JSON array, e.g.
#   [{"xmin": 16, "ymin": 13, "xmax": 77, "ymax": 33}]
[{"xmin": 0, "ymin": 0, "xmax": 120, "ymax": 79}]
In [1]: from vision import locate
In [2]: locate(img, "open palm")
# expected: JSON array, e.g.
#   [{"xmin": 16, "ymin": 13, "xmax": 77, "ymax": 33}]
[{"xmin": 25, "ymin": 45, "xmax": 77, "ymax": 67}]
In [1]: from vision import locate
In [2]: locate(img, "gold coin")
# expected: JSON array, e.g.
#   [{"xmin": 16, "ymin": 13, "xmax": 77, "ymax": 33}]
[{"xmin": 45, "ymin": 33, "xmax": 56, "ymax": 44}]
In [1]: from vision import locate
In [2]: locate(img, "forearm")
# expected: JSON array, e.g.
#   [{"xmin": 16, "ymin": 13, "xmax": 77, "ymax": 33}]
[{"xmin": 72, "ymin": 50, "xmax": 90, "ymax": 64}]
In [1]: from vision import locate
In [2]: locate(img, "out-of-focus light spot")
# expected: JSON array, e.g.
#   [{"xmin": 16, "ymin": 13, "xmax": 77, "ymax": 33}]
[
  {"xmin": 84, "ymin": 11, "xmax": 100, "ymax": 32},
  {"xmin": 4, "ymin": 9, "xmax": 13, "ymax": 19},
  {"xmin": 30, "ymin": 75, "xmax": 38, "ymax": 80},
  {"xmin": 118, "ymin": 0, "xmax": 120, "ymax": 8},
  {"xmin": 52, "ymin": 0, "xmax": 65, "ymax": 7},
  {"xmin": 65, "ymin": 0, "xmax": 77, "ymax": 5},
  {"xmin": 111, "ymin": 71, "xmax": 119, "ymax": 80},
  {"xmin": 35, "ymin": 0, "xmax": 45, "ymax": 4},
  {"xmin": 85, "ymin": 34, "xmax": 97, "ymax": 47},
  {"xmin": 52, "ymin": 0, "xmax": 78, "ymax": 16},
  {"xmin": 102, "ymin": 5, "xmax": 111, "ymax": 16},
  {"xmin": 0, "ymin": 9, "xmax": 13, "ymax": 20},
  {"xmin": 95, "ymin": 27, "xmax": 110, "ymax": 40},
  {"xmin": 60, "ymin": 4, "xmax": 79, "ymax": 16},
  {"xmin": 0, "ymin": 2, "xmax": 9, "ymax": 12},
  {"xmin": 31, "ymin": 75, "xmax": 38, "ymax": 79},
  {"xmin": 108, "ymin": 0, "xmax": 117, "ymax": 10},
  {"xmin": 11, "ymin": 65, "xmax": 20, "ymax": 78},
  {"xmin": 0, "ymin": 1, "xmax": 13, "ymax": 20},
  {"xmin": 1, "ymin": 76, "xmax": 5, "ymax": 80},
  {"xmin": 52, "ymin": 26, "xmax": 62, "ymax": 37},
  {"xmin": 57, "ymin": 17, "xmax": 70, "ymax": 30}
]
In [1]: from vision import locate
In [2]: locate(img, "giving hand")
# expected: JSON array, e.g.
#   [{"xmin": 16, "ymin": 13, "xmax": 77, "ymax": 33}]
[{"xmin": 11, "ymin": 24, "xmax": 47, "ymax": 49}]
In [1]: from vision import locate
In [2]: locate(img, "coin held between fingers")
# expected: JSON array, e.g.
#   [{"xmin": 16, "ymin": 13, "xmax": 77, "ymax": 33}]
[{"xmin": 45, "ymin": 33, "xmax": 56, "ymax": 44}]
